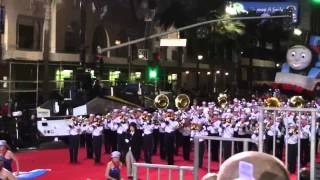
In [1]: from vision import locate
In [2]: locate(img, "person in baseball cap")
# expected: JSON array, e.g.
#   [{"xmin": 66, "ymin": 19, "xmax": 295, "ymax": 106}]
[{"xmin": 105, "ymin": 151, "xmax": 122, "ymax": 180}]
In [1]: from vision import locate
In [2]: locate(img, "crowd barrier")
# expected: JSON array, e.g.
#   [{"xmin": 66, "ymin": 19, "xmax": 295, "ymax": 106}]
[
  {"xmin": 132, "ymin": 163, "xmax": 193, "ymax": 180},
  {"xmin": 133, "ymin": 107, "xmax": 318, "ymax": 180},
  {"xmin": 258, "ymin": 107, "xmax": 318, "ymax": 180}
]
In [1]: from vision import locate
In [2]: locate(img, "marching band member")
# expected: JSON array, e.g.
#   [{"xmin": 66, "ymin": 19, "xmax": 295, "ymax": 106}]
[
  {"xmin": 191, "ymin": 124, "xmax": 208, "ymax": 168},
  {"xmin": 124, "ymin": 123, "xmax": 140, "ymax": 178},
  {"xmin": 179, "ymin": 114, "xmax": 191, "ymax": 161},
  {"xmin": 109, "ymin": 110, "xmax": 120, "ymax": 152},
  {"xmin": 234, "ymin": 114, "xmax": 249, "ymax": 153},
  {"xmin": 91, "ymin": 115, "xmax": 104, "ymax": 164},
  {"xmin": 103, "ymin": 113, "xmax": 112, "ymax": 154},
  {"xmin": 275, "ymin": 118, "xmax": 285, "ymax": 160},
  {"xmin": 219, "ymin": 113, "xmax": 235, "ymax": 161},
  {"xmin": 161, "ymin": 109, "xmax": 178, "ymax": 165},
  {"xmin": 207, "ymin": 110, "xmax": 221, "ymax": 161},
  {"xmin": 265, "ymin": 115, "xmax": 277, "ymax": 154},
  {"xmin": 115, "ymin": 112, "xmax": 128, "ymax": 162},
  {"xmin": 152, "ymin": 114, "xmax": 160, "ymax": 155},
  {"xmin": 300, "ymin": 115, "xmax": 311, "ymax": 167},
  {"xmin": 84, "ymin": 114, "xmax": 94, "ymax": 158},
  {"xmin": 68, "ymin": 116, "xmax": 82, "ymax": 163},
  {"xmin": 142, "ymin": 113, "xmax": 154, "ymax": 163},
  {"xmin": 156, "ymin": 110, "xmax": 166, "ymax": 160},
  {"xmin": 286, "ymin": 123, "xmax": 299, "ymax": 174}
]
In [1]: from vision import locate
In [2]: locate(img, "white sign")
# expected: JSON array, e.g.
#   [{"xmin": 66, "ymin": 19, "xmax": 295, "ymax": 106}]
[
  {"xmin": 160, "ymin": 39, "xmax": 187, "ymax": 47},
  {"xmin": 37, "ymin": 107, "xmax": 51, "ymax": 118},
  {"xmin": 73, "ymin": 105, "xmax": 87, "ymax": 116}
]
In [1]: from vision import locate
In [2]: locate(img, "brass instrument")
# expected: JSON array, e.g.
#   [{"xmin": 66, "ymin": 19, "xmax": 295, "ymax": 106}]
[
  {"xmin": 218, "ymin": 93, "xmax": 228, "ymax": 108},
  {"xmin": 175, "ymin": 94, "xmax": 190, "ymax": 110},
  {"xmin": 289, "ymin": 96, "xmax": 304, "ymax": 108},
  {"xmin": 264, "ymin": 97, "xmax": 281, "ymax": 107},
  {"xmin": 191, "ymin": 123, "xmax": 200, "ymax": 130},
  {"xmin": 154, "ymin": 94, "xmax": 170, "ymax": 109}
]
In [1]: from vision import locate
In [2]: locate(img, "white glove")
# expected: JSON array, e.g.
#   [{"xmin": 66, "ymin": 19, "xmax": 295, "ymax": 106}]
[
  {"xmin": 125, "ymin": 139, "xmax": 129, "ymax": 143},
  {"xmin": 142, "ymin": 133, "xmax": 145, "ymax": 137}
]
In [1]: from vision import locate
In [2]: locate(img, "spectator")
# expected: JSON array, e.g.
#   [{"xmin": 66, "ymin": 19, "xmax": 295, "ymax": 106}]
[
  {"xmin": 0, "ymin": 156, "xmax": 16, "ymax": 180},
  {"xmin": 208, "ymin": 151, "xmax": 289, "ymax": 180},
  {"xmin": 105, "ymin": 151, "xmax": 122, "ymax": 180}
]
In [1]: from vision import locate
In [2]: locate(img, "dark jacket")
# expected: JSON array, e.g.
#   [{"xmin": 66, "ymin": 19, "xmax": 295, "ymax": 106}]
[{"xmin": 124, "ymin": 131, "xmax": 141, "ymax": 161}]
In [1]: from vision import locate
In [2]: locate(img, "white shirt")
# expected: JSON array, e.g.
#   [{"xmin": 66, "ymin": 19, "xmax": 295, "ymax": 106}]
[
  {"xmin": 143, "ymin": 123, "xmax": 154, "ymax": 135},
  {"xmin": 286, "ymin": 134, "xmax": 298, "ymax": 144},
  {"xmin": 191, "ymin": 128, "xmax": 208, "ymax": 142},
  {"xmin": 69, "ymin": 124, "xmax": 81, "ymax": 135},
  {"xmin": 91, "ymin": 126, "xmax": 103, "ymax": 136},
  {"xmin": 266, "ymin": 123, "xmax": 279, "ymax": 136},
  {"xmin": 116, "ymin": 123, "xmax": 128, "ymax": 134},
  {"xmin": 191, "ymin": 114, "xmax": 208, "ymax": 125},
  {"xmin": 235, "ymin": 121, "xmax": 249, "ymax": 136},
  {"xmin": 219, "ymin": 125, "xmax": 234, "ymax": 138},
  {"xmin": 161, "ymin": 120, "xmax": 178, "ymax": 133},
  {"xmin": 207, "ymin": 120, "xmax": 221, "ymax": 134},
  {"xmin": 300, "ymin": 125, "xmax": 311, "ymax": 139},
  {"xmin": 180, "ymin": 127, "xmax": 191, "ymax": 136}
]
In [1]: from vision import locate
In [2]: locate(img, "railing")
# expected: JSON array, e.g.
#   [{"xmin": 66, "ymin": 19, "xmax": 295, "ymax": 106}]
[
  {"xmin": 193, "ymin": 136, "xmax": 256, "ymax": 180},
  {"xmin": 258, "ymin": 107, "xmax": 318, "ymax": 180},
  {"xmin": 132, "ymin": 163, "xmax": 193, "ymax": 180}
]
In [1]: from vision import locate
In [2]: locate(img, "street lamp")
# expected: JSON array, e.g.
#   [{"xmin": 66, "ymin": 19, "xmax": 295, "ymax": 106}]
[
  {"xmin": 276, "ymin": 63, "xmax": 281, "ymax": 68},
  {"xmin": 293, "ymin": 28, "xmax": 302, "ymax": 36},
  {"xmin": 196, "ymin": 54, "xmax": 203, "ymax": 90},
  {"xmin": 225, "ymin": 72, "xmax": 229, "ymax": 76},
  {"xmin": 185, "ymin": 71, "xmax": 190, "ymax": 75},
  {"xmin": 216, "ymin": 70, "xmax": 221, "ymax": 74},
  {"xmin": 207, "ymin": 72, "xmax": 211, "ymax": 75},
  {"xmin": 115, "ymin": 40, "xmax": 121, "ymax": 45}
]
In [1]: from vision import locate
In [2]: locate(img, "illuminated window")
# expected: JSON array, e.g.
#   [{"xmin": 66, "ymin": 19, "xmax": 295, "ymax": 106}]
[
  {"xmin": 168, "ymin": 74, "xmax": 177, "ymax": 83},
  {"xmin": 130, "ymin": 72, "xmax": 142, "ymax": 81},
  {"xmin": 109, "ymin": 71, "xmax": 121, "ymax": 85},
  {"xmin": 55, "ymin": 70, "xmax": 73, "ymax": 89}
]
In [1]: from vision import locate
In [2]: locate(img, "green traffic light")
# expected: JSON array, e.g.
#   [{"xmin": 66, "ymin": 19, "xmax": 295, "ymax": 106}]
[
  {"xmin": 149, "ymin": 70, "xmax": 157, "ymax": 79},
  {"xmin": 313, "ymin": 0, "xmax": 320, "ymax": 4}
]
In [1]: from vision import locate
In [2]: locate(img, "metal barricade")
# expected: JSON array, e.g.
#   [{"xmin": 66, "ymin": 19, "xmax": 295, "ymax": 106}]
[
  {"xmin": 193, "ymin": 136, "xmax": 255, "ymax": 180},
  {"xmin": 258, "ymin": 107, "xmax": 318, "ymax": 180},
  {"xmin": 132, "ymin": 163, "xmax": 193, "ymax": 180}
]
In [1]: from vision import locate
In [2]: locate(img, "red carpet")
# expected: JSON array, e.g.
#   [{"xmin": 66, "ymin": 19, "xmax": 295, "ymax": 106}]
[{"xmin": 15, "ymin": 148, "xmax": 300, "ymax": 180}]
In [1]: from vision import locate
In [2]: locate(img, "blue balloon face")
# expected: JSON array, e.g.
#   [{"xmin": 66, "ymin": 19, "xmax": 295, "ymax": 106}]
[{"xmin": 287, "ymin": 45, "xmax": 312, "ymax": 71}]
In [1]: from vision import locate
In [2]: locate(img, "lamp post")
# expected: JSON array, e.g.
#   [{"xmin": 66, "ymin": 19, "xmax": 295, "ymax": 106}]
[
  {"xmin": 196, "ymin": 55, "xmax": 203, "ymax": 90},
  {"xmin": 214, "ymin": 70, "xmax": 220, "ymax": 93}
]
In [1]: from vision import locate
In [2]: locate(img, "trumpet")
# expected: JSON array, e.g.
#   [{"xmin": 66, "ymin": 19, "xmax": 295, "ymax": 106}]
[
  {"xmin": 191, "ymin": 123, "xmax": 200, "ymax": 130},
  {"xmin": 218, "ymin": 93, "xmax": 228, "ymax": 108}
]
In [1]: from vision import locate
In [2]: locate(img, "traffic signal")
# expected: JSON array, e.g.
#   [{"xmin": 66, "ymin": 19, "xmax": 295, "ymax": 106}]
[
  {"xmin": 149, "ymin": 68, "xmax": 158, "ymax": 80},
  {"xmin": 146, "ymin": 60, "xmax": 159, "ymax": 81},
  {"xmin": 312, "ymin": 0, "xmax": 320, "ymax": 5}
]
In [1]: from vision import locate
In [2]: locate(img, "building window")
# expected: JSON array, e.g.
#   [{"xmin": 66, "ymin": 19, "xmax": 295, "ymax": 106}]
[
  {"xmin": 16, "ymin": 15, "xmax": 42, "ymax": 50},
  {"xmin": 109, "ymin": 71, "xmax": 121, "ymax": 85},
  {"xmin": 168, "ymin": 74, "xmax": 177, "ymax": 83},
  {"xmin": 55, "ymin": 70, "xmax": 73, "ymax": 89},
  {"xmin": 64, "ymin": 22, "xmax": 80, "ymax": 53},
  {"xmin": 130, "ymin": 72, "xmax": 141, "ymax": 81}
]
